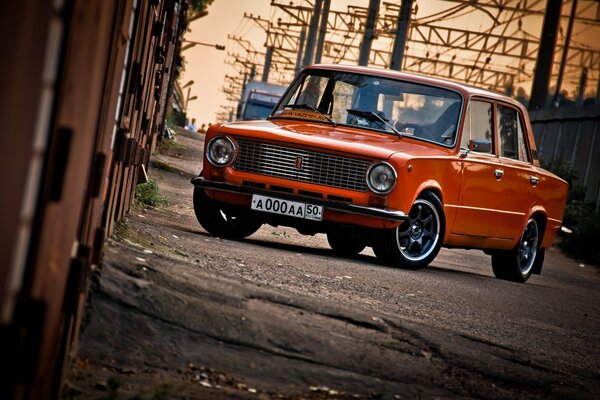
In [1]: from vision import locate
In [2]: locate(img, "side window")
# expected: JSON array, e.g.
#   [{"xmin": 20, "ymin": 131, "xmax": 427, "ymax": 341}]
[
  {"xmin": 497, "ymin": 105, "xmax": 530, "ymax": 162},
  {"xmin": 460, "ymin": 100, "xmax": 493, "ymax": 154}
]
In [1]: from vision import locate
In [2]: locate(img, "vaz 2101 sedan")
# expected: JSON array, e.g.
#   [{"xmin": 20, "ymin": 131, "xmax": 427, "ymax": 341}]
[{"xmin": 191, "ymin": 65, "xmax": 568, "ymax": 283}]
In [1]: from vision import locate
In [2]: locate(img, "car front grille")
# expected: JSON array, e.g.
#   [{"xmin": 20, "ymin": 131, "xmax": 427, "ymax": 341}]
[{"xmin": 233, "ymin": 140, "xmax": 370, "ymax": 192}]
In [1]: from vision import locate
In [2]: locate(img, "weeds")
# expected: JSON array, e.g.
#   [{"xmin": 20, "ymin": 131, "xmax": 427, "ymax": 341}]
[
  {"xmin": 165, "ymin": 108, "xmax": 186, "ymax": 128},
  {"xmin": 114, "ymin": 218, "xmax": 130, "ymax": 238},
  {"xmin": 558, "ymin": 200, "xmax": 600, "ymax": 265},
  {"xmin": 156, "ymin": 138, "xmax": 184, "ymax": 154},
  {"xmin": 152, "ymin": 160, "xmax": 176, "ymax": 173},
  {"xmin": 134, "ymin": 180, "xmax": 169, "ymax": 208},
  {"xmin": 546, "ymin": 159, "xmax": 600, "ymax": 265},
  {"xmin": 113, "ymin": 218, "xmax": 153, "ymax": 249}
]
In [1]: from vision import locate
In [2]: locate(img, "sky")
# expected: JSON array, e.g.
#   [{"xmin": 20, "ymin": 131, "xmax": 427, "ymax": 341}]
[
  {"xmin": 180, "ymin": 1, "xmax": 271, "ymax": 125},
  {"xmin": 180, "ymin": 0, "xmax": 599, "ymax": 125},
  {"xmin": 180, "ymin": 0, "xmax": 380, "ymax": 125}
]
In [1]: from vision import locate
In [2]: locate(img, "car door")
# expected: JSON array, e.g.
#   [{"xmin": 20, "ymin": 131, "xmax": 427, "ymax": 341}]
[
  {"xmin": 492, "ymin": 103, "xmax": 537, "ymax": 240},
  {"xmin": 452, "ymin": 99, "xmax": 503, "ymax": 237}
]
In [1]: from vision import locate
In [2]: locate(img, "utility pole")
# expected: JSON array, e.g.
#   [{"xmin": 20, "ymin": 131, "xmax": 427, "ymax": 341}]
[
  {"xmin": 389, "ymin": 0, "xmax": 412, "ymax": 70},
  {"xmin": 263, "ymin": 46, "xmax": 274, "ymax": 82},
  {"xmin": 314, "ymin": 0, "xmax": 331, "ymax": 64},
  {"xmin": 359, "ymin": 0, "xmax": 380, "ymax": 66},
  {"xmin": 296, "ymin": 26, "xmax": 307, "ymax": 73},
  {"xmin": 529, "ymin": 0, "xmax": 563, "ymax": 110},
  {"xmin": 552, "ymin": 0, "xmax": 578, "ymax": 107},
  {"xmin": 302, "ymin": 0, "xmax": 323, "ymax": 68}
]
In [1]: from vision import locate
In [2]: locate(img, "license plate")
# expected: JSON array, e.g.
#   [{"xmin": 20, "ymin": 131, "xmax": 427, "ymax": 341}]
[{"xmin": 251, "ymin": 194, "xmax": 323, "ymax": 221}]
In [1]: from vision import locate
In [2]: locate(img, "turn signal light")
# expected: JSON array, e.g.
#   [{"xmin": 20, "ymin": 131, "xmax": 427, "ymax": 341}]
[
  {"xmin": 369, "ymin": 194, "xmax": 387, "ymax": 208},
  {"xmin": 208, "ymin": 167, "xmax": 226, "ymax": 181}
]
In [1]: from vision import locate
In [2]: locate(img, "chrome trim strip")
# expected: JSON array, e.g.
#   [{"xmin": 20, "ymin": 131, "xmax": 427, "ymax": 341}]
[{"xmin": 445, "ymin": 204, "xmax": 526, "ymax": 216}]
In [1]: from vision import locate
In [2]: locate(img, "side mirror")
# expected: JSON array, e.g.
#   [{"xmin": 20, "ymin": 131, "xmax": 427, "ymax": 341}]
[
  {"xmin": 469, "ymin": 139, "xmax": 492, "ymax": 153},
  {"xmin": 461, "ymin": 139, "xmax": 492, "ymax": 158}
]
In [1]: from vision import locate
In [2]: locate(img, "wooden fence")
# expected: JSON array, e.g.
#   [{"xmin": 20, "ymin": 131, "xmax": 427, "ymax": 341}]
[
  {"xmin": 0, "ymin": 0, "xmax": 187, "ymax": 397},
  {"xmin": 530, "ymin": 105, "xmax": 600, "ymax": 210}
]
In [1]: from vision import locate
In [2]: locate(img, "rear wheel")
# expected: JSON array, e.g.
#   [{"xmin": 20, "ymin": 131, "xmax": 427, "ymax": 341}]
[
  {"xmin": 327, "ymin": 230, "xmax": 366, "ymax": 257},
  {"xmin": 373, "ymin": 192, "xmax": 445, "ymax": 269},
  {"xmin": 491, "ymin": 218, "xmax": 539, "ymax": 283},
  {"xmin": 193, "ymin": 187, "xmax": 262, "ymax": 239}
]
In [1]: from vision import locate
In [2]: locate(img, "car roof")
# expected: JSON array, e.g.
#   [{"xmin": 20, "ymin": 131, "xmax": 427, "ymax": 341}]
[{"xmin": 305, "ymin": 64, "xmax": 523, "ymax": 109}]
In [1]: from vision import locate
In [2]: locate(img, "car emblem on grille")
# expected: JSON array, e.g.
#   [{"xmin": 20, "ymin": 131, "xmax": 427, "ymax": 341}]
[{"xmin": 295, "ymin": 156, "xmax": 303, "ymax": 170}]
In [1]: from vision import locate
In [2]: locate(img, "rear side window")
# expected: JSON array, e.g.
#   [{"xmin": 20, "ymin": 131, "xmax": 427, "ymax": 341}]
[
  {"xmin": 461, "ymin": 100, "xmax": 494, "ymax": 154},
  {"xmin": 497, "ymin": 105, "xmax": 529, "ymax": 162}
]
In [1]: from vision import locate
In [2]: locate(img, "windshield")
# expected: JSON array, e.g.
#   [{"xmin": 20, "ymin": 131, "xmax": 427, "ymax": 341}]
[{"xmin": 271, "ymin": 69, "xmax": 463, "ymax": 146}]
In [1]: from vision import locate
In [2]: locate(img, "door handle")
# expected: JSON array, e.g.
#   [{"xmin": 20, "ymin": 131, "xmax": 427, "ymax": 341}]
[
  {"xmin": 494, "ymin": 169, "xmax": 504, "ymax": 179},
  {"xmin": 530, "ymin": 176, "xmax": 539, "ymax": 186}
]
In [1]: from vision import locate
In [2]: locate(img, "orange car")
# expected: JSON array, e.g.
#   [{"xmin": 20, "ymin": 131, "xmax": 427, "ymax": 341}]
[{"xmin": 191, "ymin": 64, "xmax": 568, "ymax": 283}]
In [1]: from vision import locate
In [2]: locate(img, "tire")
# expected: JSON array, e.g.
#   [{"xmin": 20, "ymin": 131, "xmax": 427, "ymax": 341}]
[
  {"xmin": 373, "ymin": 192, "xmax": 445, "ymax": 269},
  {"xmin": 491, "ymin": 218, "xmax": 540, "ymax": 283},
  {"xmin": 327, "ymin": 230, "xmax": 366, "ymax": 257},
  {"xmin": 193, "ymin": 187, "xmax": 262, "ymax": 239}
]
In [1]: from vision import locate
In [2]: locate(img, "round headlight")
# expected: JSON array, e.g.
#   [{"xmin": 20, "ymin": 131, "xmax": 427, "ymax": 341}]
[
  {"xmin": 367, "ymin": 162, "xmax": 397, "ymax": 194},
  {"xmin": 207, "ymin": 136, "xmax": 237, "ymax": 166}
]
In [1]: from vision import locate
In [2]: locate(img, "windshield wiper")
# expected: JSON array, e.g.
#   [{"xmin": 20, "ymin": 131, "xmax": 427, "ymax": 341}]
[
  {"xmin": 347, "ymin": 108, "xmax": 402, "ymax": 137},
  {"xmin": 284, "ymin": 104, "xmax": 337, "ymax": 126}
]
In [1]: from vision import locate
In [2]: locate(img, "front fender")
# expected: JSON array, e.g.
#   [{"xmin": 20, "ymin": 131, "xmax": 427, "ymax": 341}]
[{"xmin": 387, "ymin": 155, "xmax": 460, "ymax": 215}]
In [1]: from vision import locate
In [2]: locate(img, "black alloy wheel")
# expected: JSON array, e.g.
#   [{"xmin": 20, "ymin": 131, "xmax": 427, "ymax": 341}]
[
  {"xmin": 193, "ymin": 187, "xmax": 262, "ymax": 239},
  {"xmin": 374, "ymin": 191, "xmax": 445, "ymax": 269}
]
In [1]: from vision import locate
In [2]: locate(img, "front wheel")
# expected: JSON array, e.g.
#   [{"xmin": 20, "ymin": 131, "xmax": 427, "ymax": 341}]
[
  {"xmin": 491, "ymin": 218, "xmax": 540, "ymax": 283},
  {"xmin": 327, "ymin": 229, "xmax": 366, "ymax": 257},
  {"xmin": 193, "ymin": 187, "xmax": 262, "ymax": 239},
  {"xmin": 373, "ymin": 192, "xmax": 445, "ymax": 269}
]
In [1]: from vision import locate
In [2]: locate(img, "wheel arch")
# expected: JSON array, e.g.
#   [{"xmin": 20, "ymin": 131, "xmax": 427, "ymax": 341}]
[
  {"xmin": 415, "ymin": 184, "xmax": 447, "ymax": 242},
  {"xmin": 415, "ymin": 181, "xmax": 444, "ymax": 205},
  {"xmin": 373, "ymin": 185, "xmax": 445, "ymax": 269},
  {"xmin": 528, "ymin": 207, "xmax": 548, "ymax": 248}
]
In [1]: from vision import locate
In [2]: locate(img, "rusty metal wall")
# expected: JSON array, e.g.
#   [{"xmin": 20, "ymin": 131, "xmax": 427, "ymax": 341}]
[
  {"xmin": 530, "ymin": 105, "xmax": 600, "ymax": 210},
  {"xmin": 0, "ymin": 0, "xmax": 188, "ymax": 398}
]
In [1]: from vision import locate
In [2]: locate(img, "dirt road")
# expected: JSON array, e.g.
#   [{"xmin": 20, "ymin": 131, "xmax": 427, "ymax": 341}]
[{"xmin": 66, "ymin": 129, "xmax": 600, "ymax": 399}]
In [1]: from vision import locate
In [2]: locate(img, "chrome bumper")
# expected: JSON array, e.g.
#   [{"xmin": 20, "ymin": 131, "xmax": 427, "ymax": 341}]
[{"xmin": 190, "ymin": 177, "xmax": 407, "ymax": 222}]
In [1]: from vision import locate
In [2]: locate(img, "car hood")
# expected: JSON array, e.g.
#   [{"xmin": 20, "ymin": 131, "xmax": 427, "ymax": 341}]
[{"xmin": 219, "ymin": 119, "xmax": 452, "ymax": 160}]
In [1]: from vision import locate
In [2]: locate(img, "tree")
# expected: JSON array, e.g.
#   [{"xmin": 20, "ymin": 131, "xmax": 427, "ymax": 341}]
[{"xmin": 188, "ymin": 0, "xmax": 214, "ymax": 22}]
